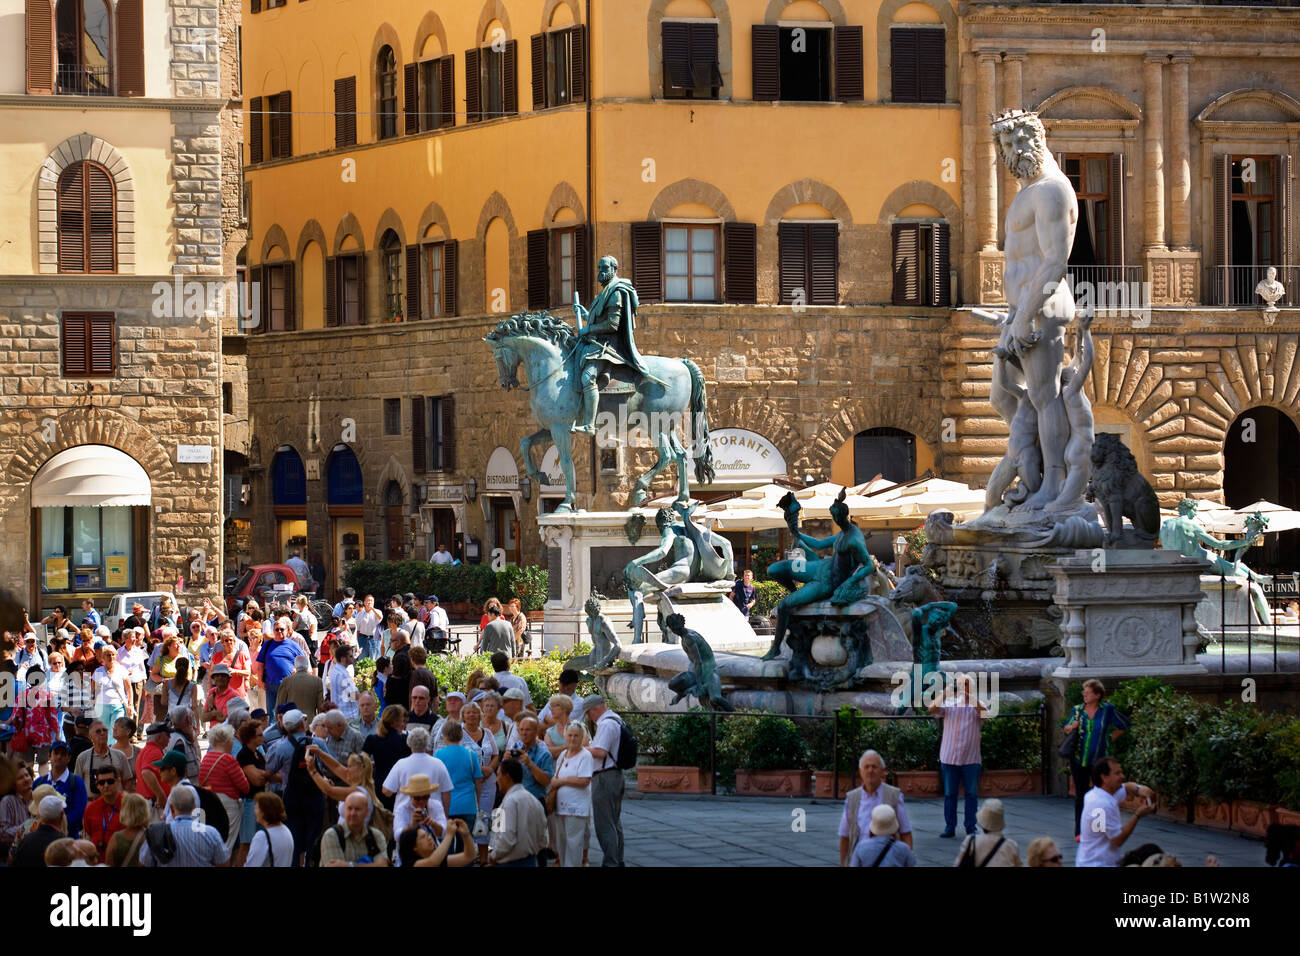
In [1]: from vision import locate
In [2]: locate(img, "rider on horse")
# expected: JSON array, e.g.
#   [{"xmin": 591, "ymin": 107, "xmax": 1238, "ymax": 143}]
[{"xmin": 571, "ymin": 255, "xmax": 650, "ymax": 434}]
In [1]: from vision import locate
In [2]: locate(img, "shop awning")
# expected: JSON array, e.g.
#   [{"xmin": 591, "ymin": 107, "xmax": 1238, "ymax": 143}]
[{"xmin": 32, "ymin": 444, "xmax": 152, "ymax": 508}]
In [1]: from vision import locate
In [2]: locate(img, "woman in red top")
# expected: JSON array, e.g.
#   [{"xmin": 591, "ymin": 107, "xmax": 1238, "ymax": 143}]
[{"xmin": 197, "ymin": 723, "xmax": 248, "ymax": 857}]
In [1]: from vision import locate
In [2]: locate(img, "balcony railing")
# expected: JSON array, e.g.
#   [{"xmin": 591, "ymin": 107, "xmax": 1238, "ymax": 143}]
[
  {"xmin": 1208, "ymin": 265, "xmax": 1298, "ymax": 308},
  {"xmin": 1065, "ymin": 265, "xmax": 1146, "ymax": 313},
  {"xmin": 57, "ymin": 66, "xmax": 112, "ymax": 97}
]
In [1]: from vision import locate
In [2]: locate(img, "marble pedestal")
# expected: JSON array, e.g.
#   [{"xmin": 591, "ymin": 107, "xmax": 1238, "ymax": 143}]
[{"xmin": 1049, "ymin": 549, "xmax": 1210, "ymax": 678}]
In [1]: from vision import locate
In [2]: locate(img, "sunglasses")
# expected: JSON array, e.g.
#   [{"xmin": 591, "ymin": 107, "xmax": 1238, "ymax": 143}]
[
  {"xmin": 95, "ymin": 778, "xmax": 117, "ymax": 787},
  {"xmin": 1045, "ymin": 855, "xmax": 1063, "ymax": 863},
  {"xmin": 273, "ymin": 627, "xmax": 286, "ymax": 633}
]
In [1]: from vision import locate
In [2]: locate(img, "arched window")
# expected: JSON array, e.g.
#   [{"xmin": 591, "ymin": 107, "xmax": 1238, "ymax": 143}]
[
  {"xmin": 57, "ymin": 160, "xmax": 115, "ymax": 273},
  {"xmin": 377, "ymin": 46, "xmax": 398, "ymax": 139},
  {"xmin": 55, "ymin": 0, "xmax": 111, "ymax": 95},
  {"xmin": 853, "ymin": 427, "xmax": 916, "ymax": 484},
  {"xmin": 327, "ymin": 444, "xmax": 364, "ymax": 508},
  {"xmin": 380, "ymin": 229, "xmax": 403, "ymax": 319}
]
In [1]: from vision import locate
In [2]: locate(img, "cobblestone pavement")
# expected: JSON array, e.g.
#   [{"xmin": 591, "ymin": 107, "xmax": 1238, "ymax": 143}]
[{"xmin": 584, "ymin": 792, "xmax": 1270, "ymax": 867}]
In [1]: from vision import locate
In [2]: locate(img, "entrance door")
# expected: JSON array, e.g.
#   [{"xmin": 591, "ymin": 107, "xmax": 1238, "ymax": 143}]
[
  {"xmin": 492, "ymin": 498, "xmax": 519, "ymax": 566},
  {"xmin": 430, "ymin": 508, "xmax": 457, "ymax": 559}
]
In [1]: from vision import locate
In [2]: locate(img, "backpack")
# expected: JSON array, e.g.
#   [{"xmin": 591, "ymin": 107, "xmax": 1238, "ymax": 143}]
[
  {"xmin": 144, "ymin": 823, "xmax": 177, "ymax": 865},
  {"xmin": 195, "ymin": 786, "xmax": 230, "ymax": 841},
  {"xmin": 283, "ymin": 735, "xmax": 320, "ymax": 809},
  {"xmin": 327, "ymin": 822, "xmax": 380, "ymax": 861},
  {"xmin": 958, "ymin": 834, "xmax": 1006, "ymax": 868},
  {"xmin": 614, "ymin": 717, "xmax": 638, "ymax": 771}
]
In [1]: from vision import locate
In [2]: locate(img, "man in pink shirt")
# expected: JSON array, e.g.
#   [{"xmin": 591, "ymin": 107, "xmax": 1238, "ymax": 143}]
[{"xmin": 928, "ymin": 674, "xmax": 988, "ymax": 838}]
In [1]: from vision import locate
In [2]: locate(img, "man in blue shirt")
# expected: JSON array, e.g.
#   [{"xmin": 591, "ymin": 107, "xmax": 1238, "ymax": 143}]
[
  {"xmin": 731, "ymin": 569, "xmax": 757, "ymax": 618},
  {"xmin": 80, "ymin": 598, "xmax": 101, "ymax": 632},
  {"xmin": 510, "ymin": 717, "xmax": 554, "ymax": 804},
  {"xmin": 36, "ymin": 741, "xmax": 88, "ymax": 839},
  {"xmin": 256, "ymin": 617, "xmax": 301, "ymax": 706}
]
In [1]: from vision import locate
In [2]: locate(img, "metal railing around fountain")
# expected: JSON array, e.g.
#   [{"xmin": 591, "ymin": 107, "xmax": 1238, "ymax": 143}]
[
  {"xmin": 621, "ymin": 707, "xmax": 1049, "ymax": 798},
  {"xmin": 1209, "ymin": 572, "xmax": 1300, "ymax": 674}
]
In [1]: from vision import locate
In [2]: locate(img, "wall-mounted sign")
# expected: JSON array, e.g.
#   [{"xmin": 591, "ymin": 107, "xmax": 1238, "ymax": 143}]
[
  {"xmin": 426, "ymin": 484, "xmax": 465, "ymax": 503},
  {"xmin": 177, "ymin": 444, "xmax": 213, "ymax": 464},
  {"xmin": 689, "ymin": 428, "xmax": 787, "ymax": 482},
  {"xmin": 44, "ymin": 556, "xmax": 69, "ymax": 590},
  {"xmin": 539, "ymin": 446, "xmax": 565, "ymax": 490},
  {"xmin": 486, "ymin": 446, "xmax": 520, "ymax": 491},
  {"xmin": 305, "ymin": 459, "xmax": 321, "ymax": 481},
  {"xmin": 105, "ymin": 555, "xmax": 129, "ymax": 589}
]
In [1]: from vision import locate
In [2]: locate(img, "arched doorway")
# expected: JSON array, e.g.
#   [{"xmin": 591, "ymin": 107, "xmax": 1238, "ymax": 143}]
[
  {"xmin": 384, "ymin": 480, "xmax": 406, "ymax": 560},
  {"xmin": 830, "ymin": 427, "xmax": 933, "ymax": 486},
  {"xmin": 271, "ymin": 446, "xmax": 308, "ymax": 565},
  {"xmin": 1224, "ymin": 407, "xmax": 1300, "ymax": 571},
  {"xmin": 327, "ymin": 444, "xmax": 364, "ymax": 593}
]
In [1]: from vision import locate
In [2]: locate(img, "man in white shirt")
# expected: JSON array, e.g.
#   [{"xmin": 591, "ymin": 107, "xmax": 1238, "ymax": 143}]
[
  {"xmin": 381, "ymin": 726, "xmax": 452, "ymax": 837},
  {"xmin": 1076, "ymin": 757, "xmax": 1156, "ymax": 867},
  {"xmin": 424, "ymin": 595, "xmax": 450, "ymax": 645},
  {"xmin": 285, "ymin": 550, "xmax": 312, "ymax": 590},
  {"xmin": 353, "ymin": 595, "xmax": 382, "ymax": 662},
  {"xmin": 430, "ymin": 544, "xmax": 455, "ymax": 565},
  {"xmin": 586, "ymin": 694, "xmax": 625, "ymax": 867}
]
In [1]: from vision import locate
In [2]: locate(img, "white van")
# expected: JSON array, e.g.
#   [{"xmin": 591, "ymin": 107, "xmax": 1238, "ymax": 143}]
[{"xmin": 103, "ymin": 592, "xmax": 176, "ymax": 634}]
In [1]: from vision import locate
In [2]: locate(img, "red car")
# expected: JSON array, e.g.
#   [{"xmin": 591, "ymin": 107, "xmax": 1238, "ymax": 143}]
[{"xmin": 224, "ymin": 563, "xmax": 302, "ymax": 615}]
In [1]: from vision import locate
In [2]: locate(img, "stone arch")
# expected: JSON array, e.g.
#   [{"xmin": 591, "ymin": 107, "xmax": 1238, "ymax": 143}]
[
  {"xmin": 647, "ymin": 179, "xmax": 736, "ymax": 221},
  {"xmin": 543, "ymin": 181, "xmax": 587, "ymax": 224},
  {"xmin": 373, "ymin": 455, "xmax": 414, "ymax": 508},
  {"xmin": 1037, "ymin": 85, "xmax": 1143, "ymax": 121},
  {"xmin": 371, "ymin": 208, "xmax": 408, "ymax": 250},
  {"xmin": 260, "ymin": 224, "xmax": 291, "ymax": 262},
  {"xmin": 876, "ymin": 0, "xmax": 957, "ymax": 105},
  {"xmin": 541, "ymin": 0, "xmax": 582, "ymax": 30},
  {"xmin": 416, "ymin": 201, "xmax": 453, "ymax": 240},
  {"xmin": 763, "ymin": 179, "xmax": 853, "ymax": 225},
  {"xmin": 37, "ymin": 133, "xmax": 135, "ymax": 274},
  {"xmin": 791, "ymin": 393, "xmax": 939, "ymax": 477},
  {"xmin": 322, "ymin": 437, "xmax": 377, "ymax": 501},
  {"xmin": 477, "ymin": 0, "xmax": 514, "ymax": 43},
  {"xmin": 763, "ymin": 0, "xmax": 845, "ymax": 24},
  {"xmin": 413, "ymin": 10, "xmax": 449, "ymax": 61},
  {"xmin": 368, "ymin": 23, "xmax": 404, "ymax": 74},
  {"xmin": 647, "ymin": 0, "xmax": 733, "ymax": 100},
  {"xmin": 295, "ymin": 219, "xmax": 328, "ymax": 263},
  {"xmin": 876, "ymin": 180, "xmax": 960, "ymax": 225},
  {"xmin": 703, "ymin": 392, "xmax": 804, "ymax": 476},
  {"xmin": 1195, "ymin": 88, "xmax": 1300, "ymax": 124},
  {"xmin": 475, "ymin": 191, "xmax": 520, "ymax": 240},
  {"xmin": 4, "ymin": 409, "xmax": 176, "ymax": 492},
  {"xmin": 333, "ymin": 212, "xmax": 367, "ymax": 254}
]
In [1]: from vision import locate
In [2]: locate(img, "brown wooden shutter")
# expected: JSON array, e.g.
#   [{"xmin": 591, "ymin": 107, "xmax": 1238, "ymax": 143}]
[
  {"xmin": 249, "ymin": 97, "xmax": 264, "ymax": 162},
  {"xmin": 929, "ymin": 222, "xmax": 950, "ymax": 307},
  {"xmin": 57, "ymin": 165, "xmax": 85, "ymax": 273},
  {"xmin": 531, "ymin": 33, "xmax": 546, "ymax": 110},
  {"xmin": 1108, "ymin": 153, "xmax": 1126, "ymax": 267},
  {"xmin": 87, "ymin": 162, "xmax": 115, "ymax": 273},
  {"xmin": 116, "ymin": 0, "xmax": 145, "ymax": 96},
  {"xmin": 1276, "ymin": 153, "xmax": 1293, "ymax": 270},
  {"xmin": 631, "ymin": 222, "xmax": 663, "ymax": 303},
  {"xmin": 570, "ymin": 25, "xmax": 586, "ymax": 103},
  {"xmin": 62, "ymin": 314, "xmax": 88, "ymax": 375},
  {"xmin": 575, "ymin": 224, "xmax": 591, "ymax": 306},
  {"xmin": 324, "ymin": 257, "xmax": 337, "ymax": 326},
  {"xmin": 1212, "ymin": 154, "xmax": 1230, "ymax": 304},
  {"xmin": 412, "ymin": 396, "xmax": 427, "ymax": 474},
  {"xmin": 890, "ymin": 29, "xmax": 917, "ymax": 103},
  {"xmin": 504, "ymin": 40, "xmax": 518, "ymax": 115},
  {"xmin": 751, "ymin": 25, "xmax": 779, "ymax": 101},
  {"xmin": 334, "ymin": 77, "xmax": 356, "ymax": 147},
  {"xmin": 404, "ymin": 63, "xmax": 419, "ymax": 133},
  {"xmin": 251, "ymin": 0, "xmax": 260, "ymax": 12},
  {"xmin": 248, "ymin": 266, "xmax": 263, "ymax": 332},
  {"xmin": 88, "ymin": 314, "xmax": 115, "ymax": 374},
  {"xmin": 357, "ymin": 252, "xmax": 367, "ymax": 324},
  {"xmin": 917, "ymin": 29, "xmax": 946, "ymax": 104},
  {"xmin": 440, "ymin": 395, "xmax": 456, "ymax": 471},
  {"xmin": 809, "ymin": 223, "xmax": 839, "ymax": 305},
  {"xmin": 282, "ymin": 261, "xmax": 296, "ymax": 330},
  {"xmin": 527, "ymin": 228, "xmax": 550, "ymax": 309},
  {"xmin": 690, "ymin": 22, "xmax": 722, "ymax": 90},
  {"xmin": 465, "ymin": 48, "xmax": 481, "ymax": 123},
  {"xmin": 724, "ymin": 221, "xmax": 757, "ymax": 303},
  {"xmin": 439, "ymin": 56, "xmax": 455, "ymax": 127},
  {"xmin": 406, "ymin": 244, "xmax": 422, "ymax": 320},
  {"xmin": 777, "ymin": 223, "xmax": 806, "ymax": 305},
  {"xmin": 25, "ymin": 0, "xmax": 54, "ymax": 94},
  {"xmin": 277, "ymin": 90, "xmax": 292, "ymax": 157},
  {"xmin": 834, "ymin": 25, "xmax": 864, "ymax": 102},
  {"xmin": 444, "ymin": 239, "xmax": 458, "ymax": 315},
  {"xmin": 892, "ymin": 223, "xmax": 920, "ymax": 305},
  {"xmin": 662, "ymin": 22, "xmax": 690, "ymax": 94}
]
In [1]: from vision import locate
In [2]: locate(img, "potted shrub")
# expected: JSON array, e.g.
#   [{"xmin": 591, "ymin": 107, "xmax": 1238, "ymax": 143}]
[
  {"xmin": 637, "ymin": 711, "xmax": 713, "ymax": 794},
  {"xmin": 733, "ymin": 715, "xmax": 811, "ymax": 797},
  {"xmin": 884, "ymin": 718, "xmax": 942, "ymax": 796},
  {"xmin": 810, "ymin": 705, "xmax": 862, "ymax": 799}
]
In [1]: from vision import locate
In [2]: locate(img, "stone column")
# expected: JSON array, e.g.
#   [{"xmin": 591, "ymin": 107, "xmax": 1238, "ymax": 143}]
[
  {"xmin": 976, "ymin": 54, "xmax": 1000, "ymax": 251},
  {"xmin": 1143, "ymin": 54, "xmax": 1166, "ymax": 250},
  {"xmin": 1168, "ymin": 54, "xmax": 1192, "ymax": 249},
  {"xmin": 1000, "ymin": 53, "xmax": 1026, "ymax": 226}
]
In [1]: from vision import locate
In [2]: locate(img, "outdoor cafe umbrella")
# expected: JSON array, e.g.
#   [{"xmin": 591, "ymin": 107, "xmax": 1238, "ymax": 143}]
[{"xmin": 1206, "ymin": 499, "xmax": 1300, "ymax": 535}]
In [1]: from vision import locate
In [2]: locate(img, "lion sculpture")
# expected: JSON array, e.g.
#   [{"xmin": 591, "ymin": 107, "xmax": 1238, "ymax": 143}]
[{"xmin": 1084, "ymin": 433, "xmax": 1160, "ymax": 548}]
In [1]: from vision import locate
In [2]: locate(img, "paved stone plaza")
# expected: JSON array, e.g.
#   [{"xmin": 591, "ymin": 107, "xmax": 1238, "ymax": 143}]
[{"xmin": 594, "ymin": 793, "xmax": 1269, "ymax": 868}]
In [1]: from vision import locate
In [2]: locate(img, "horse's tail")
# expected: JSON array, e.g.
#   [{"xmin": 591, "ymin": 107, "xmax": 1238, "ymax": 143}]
[{"xmin": 682, "ymin": 358, "xmax": 715, "ymax": 485}]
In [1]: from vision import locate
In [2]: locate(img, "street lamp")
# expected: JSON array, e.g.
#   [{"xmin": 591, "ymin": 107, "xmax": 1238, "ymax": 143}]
[
  {"xmin": 466, "ymin": 477, "xmax": 478, "ymax": 501},
  {"xmin": 521, "ymin": 475, "xmax": 532, "ymax": 501},
  {"xmin": 893, "ymin": 534, "xmax": 908, "ymax": 576}
]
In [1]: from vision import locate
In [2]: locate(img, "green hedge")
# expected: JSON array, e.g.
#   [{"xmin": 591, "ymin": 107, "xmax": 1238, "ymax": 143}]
[
  {"xmin": 751, "ymin": 580, "xmax": 789, "ymax": 617},
  {"xmin": 343, "ymin": 560, "xmax": 547, "ymax": 612}
]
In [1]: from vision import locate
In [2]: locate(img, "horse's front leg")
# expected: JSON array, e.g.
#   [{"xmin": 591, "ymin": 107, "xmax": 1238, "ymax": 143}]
[
  {"xmin": 520, "ymin": 428, "xmax": 551, "ymax": 490},
  {"xmin": 550, "ymin": 426, "xmax": 578, "ymax": 512}
]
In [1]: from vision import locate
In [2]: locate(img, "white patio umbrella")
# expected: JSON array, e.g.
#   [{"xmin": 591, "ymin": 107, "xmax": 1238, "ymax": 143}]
[{"xmin": 1210, "ymin": 499, "xmax": 1300, "ymax": 535}]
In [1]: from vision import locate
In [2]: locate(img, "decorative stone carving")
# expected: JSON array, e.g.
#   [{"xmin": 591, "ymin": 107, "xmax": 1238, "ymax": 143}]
[{"xmin": 1256, "ymin": 266, "xmax": 1286, "ymax": 325}]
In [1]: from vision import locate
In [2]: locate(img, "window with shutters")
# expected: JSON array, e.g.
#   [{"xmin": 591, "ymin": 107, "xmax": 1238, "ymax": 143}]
[
  {"xmin": 782, "ymin": 26, "xmax": 829, "ymax": 101},
  {"xmin": 891, "ymin": 221, "xmax": 949, "ymax": 307},
  {"xmin": 336, "ymin": 253, "xmax": 364, "ymax": 326},
  {"xmin": 383, "ymin": 398, "xmax": 401, "ymax": 436},
  {"xmin": 423, "ymin": 243, "xmax": 445, "ymax": 317},
  {"xmin": 57, "ymin": 160, "xmax": 115, "ymax": 274},
  {"xmin": 664, "ymin": 224, "xmax": 719, "ymax": 302},
  {"xmin": 416, "ymin": 56, "xmax": 455, "ymax": 131},
  {"xmin": 889, "ymin": 27, "xmax": 944, "ymax": 104},
  {"xmin": 532, "ymin": 26, "xmax": 585, "ymax": 110},
  {"xmin": 380, "ymin": 231, "xmax": 402, "ymax": 319},
  {"xmin": 553, "ymin": 228, "xmax": 577, "ymax": 305},
  {"xmin": 778, "ymin": 222, "xmax": 839, "ymax": 306},
  {"xmin": 481, "ymin": 47, "xmax": 506, "ymax": 118},
  {"xmin": 261, "ymin": 262, "xmax": 293, "ymax": 332},
  {"xmin": 377, "ymin": 46, "xmax": 398, "ymax": 140},
  {"xmin": 1231, "ymin": 156, "xmax": 1277, "ymax": 269},
  {"xmin": 55, "ymin": 0, "xmax": 111, "ymax": 95},
  {"xmin": 1062, "ymin": 154, "xmax": 1119, "ymax": 270},
  {"xmin": 662, "ymin": 21, "xmax": 722, "ymax": 100},
  {"xmin": 334, "ymin": 76, "xmax": 357, "ymax": 147},
  {"xmin": 61, "ymin": 312, "xmax": 115, "ymax": 377},
  {"xmin": 261, "ymin": 90, "xmax": 292, "ymax": 160},
  {"xmin": 423, "ymin": 396, "xmax": 455, "ymax": 471}
]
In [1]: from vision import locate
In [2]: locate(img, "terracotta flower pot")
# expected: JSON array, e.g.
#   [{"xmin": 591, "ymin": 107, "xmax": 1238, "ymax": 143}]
[
  {"xmin": 1156, "ymin": 795, "xmax": 1190, "ymax": 823},
  {"xmin": 1231, "ymin": 799, "xmax": 1274, "ymax": 837},
  {"xmin": 979, "ymin": 770, "xmax": 1042, "ymax": 797},
  {"xmin": 636, "ymin": 766, "xmax": 710, "ymax": 794},
  {"xmin": 890, "ymin": 771, "xmax": 943, "ymax": 798},
  {"xmin": 813, "ymin": 771, "xmax": 857, "ymax": 799},
  {"xmin": 1272, "ymin": 806, "xmax": 1300, "ymax": 827},
  {"xmin": 1194, "ymin": 797, "xmax": 1232, "ymax": 830},
  {"xmin": 734, "ymin": 769, "xmax": 812, "ymax": 797}
]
